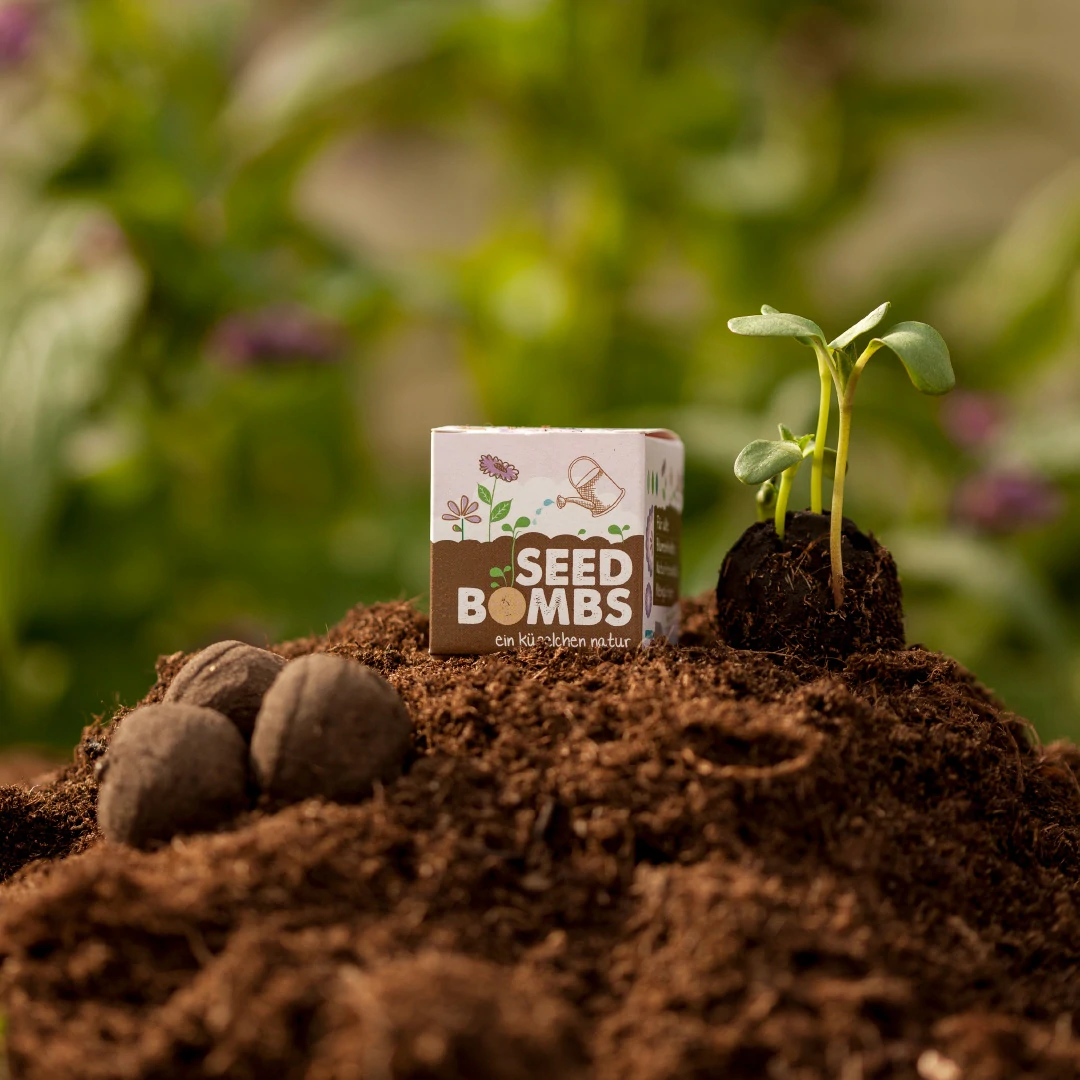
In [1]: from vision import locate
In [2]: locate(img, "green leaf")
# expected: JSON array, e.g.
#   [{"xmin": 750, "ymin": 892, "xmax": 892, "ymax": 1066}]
[
  {"xmin": 828, "ymin": 301, "xmax": 891, "ymax": 350},
  {"xmin": 727, "ymin": 311, "xmax": 826, "ymax": 346},
  {"xmin": 608, "ymin": 524, "xmax": 623, "ymax": 535},
  {"xmin": 733, "ymin": 440, "xmax": 804, "ymax": 485},
  {"xmin": 477, "ymin": 484, "xmax": 492, "ymax": 505},
  {"xmin": 577, "ymin": 529, "xmax": 586, "ymax": 535},
  {"xmin": 514, "ymin": 516, "xmax": 531, "ymax": 529},
  {"xmin": 491, "ymin": 582, "xmax": 498, "ymax": 588},
  {"xmin": 503, "ymin": 565, "xmax": 512, "ymax": 574},
  {"xmin": 501, "ymin": 524, "xmax": 512, "ymax": 532},
  {"xmin": 777, "ymin": 422, "xmax": 798, "ymax": 443},
  {"xmin": 871, "ymin": 322, "xmax": 955, "ymax": 395},
  {"xmin": 490, "ymin": 499, "xmax": 512, "ymax": 522},
  {"xmin": 760, "ymin": 304, "xmax": 780, "ymax": 314},
  {"xmin": 796, "ymin": 434, "xmax": 814, "ymax": 452},
  {"xmin": 453, "ymin": 524, "xmax": 462, "ymax": 531},
  {"xmin": 489, "ymin": 567, "xmax": 504, "ymax": 577}
]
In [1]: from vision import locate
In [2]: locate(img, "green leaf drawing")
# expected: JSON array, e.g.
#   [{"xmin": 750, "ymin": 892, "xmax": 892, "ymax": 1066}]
[
  {"xmin": 828, "ymin": 301, "xmax": 891, "ymax": 351},
  {"xmin": 453, "ymin": 523, "xmax": 462, "ymax": 531},
  {"xmin": 503, "ymin": 565, "xmax": 512, "ymax": 574},
  {"xmin": 490, "ymin": 500, "xmax": 513, "ymax": 522},
  {"xmin": 577, "ymin": 529, "xmax": 586, "ymax": 535},
  {"xmin": 608, "ymin": 524, "xmax": 623, "ymax": 536},
  {"xmin": 733, "ymin": 440, "xmax": 804, "ymax": 485},
  {"xmin": 871, "ymin": 321, "xmax": 955, "ymax": 395},
  {"xmin": 490, "ymin": 567, "xmax": 504, "ymax": 577},
  {"xmin": 502, "ymin": 523, "xmax": 512, "ymax": 532},
  {"xmin": 514, "ymin": 516, "xmax": 530, "ymax": 529},
  {"xmin": 727, "ymin": 311, "xmax": 826, "ymax": 347},
  {"xmin": 477, "ymin": 484, "xmax": 492, "ymax": 505}
]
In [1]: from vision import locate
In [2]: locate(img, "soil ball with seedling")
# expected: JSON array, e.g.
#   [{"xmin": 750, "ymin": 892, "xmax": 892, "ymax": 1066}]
[
  {"xmin": 717, "ymin": 511, "xmax": 904, "ymax": 660},
  {"xmin": 163, "ymin": 639, "xmax": 286, "ymax": 740},
  {"xmin": 250, "ymin": 652, "xmax": 412, "ymax": 805},
  {"xmin": 97, "ymin": 702, "xmax": 251, "ymax": 849},
  {"xmin": 719, "ymin": 302, "xmax": 954, "ymax": 658}
]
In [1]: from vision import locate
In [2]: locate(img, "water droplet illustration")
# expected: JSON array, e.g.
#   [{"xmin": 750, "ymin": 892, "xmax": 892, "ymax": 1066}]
[
  {"xmin": 535, "ymin": 508, "xmax": 543, "ymax": 515},
  {"xmin": 543, "ymin": 499, "xmax": 553, "ymax": 506}
]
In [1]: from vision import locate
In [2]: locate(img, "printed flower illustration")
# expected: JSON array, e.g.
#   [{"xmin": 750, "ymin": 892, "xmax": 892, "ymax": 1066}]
[
  {"xmin": 443, "ymin": 495, "xmax": 482, "ymax": 540},
  {"xmin": 479, "ymin": 455, "xmax": 520, "ymax": 483},
  {"xmin": 477, "ymin": 454, "xmax": 519, "ymax": 542}
]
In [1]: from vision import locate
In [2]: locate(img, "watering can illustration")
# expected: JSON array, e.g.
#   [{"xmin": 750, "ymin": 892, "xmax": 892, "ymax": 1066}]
[{"xmin": 556, "ymin": 456, "xmax": 626, "ymax": 517}]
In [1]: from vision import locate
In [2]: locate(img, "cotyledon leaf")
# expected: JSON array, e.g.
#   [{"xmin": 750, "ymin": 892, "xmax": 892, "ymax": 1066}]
[
  {"xmin": 828, "ymin": 301, "xmax": 891, "ymax": 350},
  {"xmin": 727, "ymin": 311, "xmax": 826, "ymax": 346},
  {"xmin": 734, "ymin": 440, "xmax": 805, "ymax": 485},
  {"xmin": 870, "ymin": 321, "xmax": 955, "ymax": 395}
]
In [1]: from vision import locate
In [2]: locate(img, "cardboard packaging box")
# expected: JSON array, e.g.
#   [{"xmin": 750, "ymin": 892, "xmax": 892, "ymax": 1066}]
[{"xmin": 429, "ymin": 427, "xmax": 684, "ymax": 654}]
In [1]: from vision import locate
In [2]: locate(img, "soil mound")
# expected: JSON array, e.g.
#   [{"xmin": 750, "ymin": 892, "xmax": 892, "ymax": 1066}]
[{"xmin": 3, "ymin": 597, "xmax": 1080, "ymax": 1079}]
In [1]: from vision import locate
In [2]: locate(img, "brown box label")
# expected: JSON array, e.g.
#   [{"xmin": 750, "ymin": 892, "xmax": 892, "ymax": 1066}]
[{"xmin": 430, "ymin": 532, "xmax": 645, "ymax": 652}]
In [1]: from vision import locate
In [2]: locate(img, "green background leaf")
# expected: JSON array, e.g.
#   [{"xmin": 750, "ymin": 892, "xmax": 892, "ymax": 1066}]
[{"xmin": 477, "ymin": 484, "xmax": 492, "ymax": 505}]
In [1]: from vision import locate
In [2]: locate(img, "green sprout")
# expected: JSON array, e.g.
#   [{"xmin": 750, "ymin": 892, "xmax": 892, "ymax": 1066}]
[
  {"xmin": 734, "ymin": 424, "xmax": 836, "ymax": 540},
  {"xmin": 729, "ymin": 302, "xmax": 954, "ymax": 607}
]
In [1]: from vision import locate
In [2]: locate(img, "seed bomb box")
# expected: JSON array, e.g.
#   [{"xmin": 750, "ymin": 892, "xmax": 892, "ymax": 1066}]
[{"xmin": 430, "ymin": 427, "xmax": 684, "ymax": 654}]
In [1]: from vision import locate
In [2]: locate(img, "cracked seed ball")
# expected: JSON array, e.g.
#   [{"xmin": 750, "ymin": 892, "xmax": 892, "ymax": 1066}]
[
  {"xmin": 97, "ymin": 703, "xmax": 250, "ymax": 849},
  {"xmin": 250, "ymin": 653, "xmax": 412, "ymax": 805},
  {"xmin": 163, "ymin": 640, "xmax": 286, "ymax": 740}
]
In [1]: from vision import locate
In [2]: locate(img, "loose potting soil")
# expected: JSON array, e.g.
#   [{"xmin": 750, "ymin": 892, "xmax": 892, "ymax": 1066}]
[{"xmin": 3, "ymin": 596, "xmax": 1080, "ymax": 1079}]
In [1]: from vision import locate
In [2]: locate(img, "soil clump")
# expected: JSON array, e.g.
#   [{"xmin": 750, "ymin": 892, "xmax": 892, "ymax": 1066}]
[
  {"xmin": 2, "ymin": 597, "xmax": 1080, "ymax": 1079},
  {"xmin": 716, "ymin": 510, "xmax": 905, "ymax": 661}
]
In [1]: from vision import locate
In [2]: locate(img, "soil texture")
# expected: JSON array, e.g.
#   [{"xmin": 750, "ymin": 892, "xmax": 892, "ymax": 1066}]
[
  {"xmin": 3, "ymin": 597, "xmax": 1080, "ymax": 1079},
  {"xmin": 716, "ymin": 511, "xmax": 905, "ymax": 661}
]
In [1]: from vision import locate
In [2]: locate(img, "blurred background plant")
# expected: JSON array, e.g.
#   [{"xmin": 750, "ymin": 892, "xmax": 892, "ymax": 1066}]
[{"xmin": 2, "ymin": 0, "xmax": 1080, "ymax": 749}]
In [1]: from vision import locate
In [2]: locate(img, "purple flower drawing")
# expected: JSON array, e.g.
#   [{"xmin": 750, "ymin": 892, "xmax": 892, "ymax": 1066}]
[
  {"xmin": 443, "ymin": 495, "xmax": 482, "ymax": 540},
  {"xmin": 478, "ymin": 454, "xmax": 519, "ymax": 542},
  {"xmin": 479, "ymin": 455, "xmax": 519, "ymax": 483}
]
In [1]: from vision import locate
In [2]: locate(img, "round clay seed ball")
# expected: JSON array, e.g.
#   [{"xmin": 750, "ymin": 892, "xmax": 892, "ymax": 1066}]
[
  {"xmin": 250, "ymin": 653, "xmax": 412, "ymax": 805},
  {"xmin": 97, "ymin": 703, "xmax": 250, "ymax": 849},
  {"xmin": 164, "ymin": 640, "xmax": 286, "ymax": 740}
]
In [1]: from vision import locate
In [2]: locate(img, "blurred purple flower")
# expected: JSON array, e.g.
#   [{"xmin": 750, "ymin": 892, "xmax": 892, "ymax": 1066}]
[
  {"xmin": 479, "ymin": 454, "xmax": 519, "ymax": 483},
  {"xmin": 0, "ymin": 3, "xmax": 36, "ymax": 67},
  {"xmin": 953, "ymin": 470, "xmax": 1064, "ymax": 533},
  {"xmin": 208, "ymin": 307, "xmax": 346, "ymax": 369},
  {"xmin": 940, "ymin": 391, "xmax": 1005, "ymax": 451}
]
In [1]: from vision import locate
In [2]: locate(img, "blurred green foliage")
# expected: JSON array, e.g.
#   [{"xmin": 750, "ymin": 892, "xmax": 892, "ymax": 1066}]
[{"xmin": 1, "ymin": 0, "xmax": 1079, "ymax": 749}]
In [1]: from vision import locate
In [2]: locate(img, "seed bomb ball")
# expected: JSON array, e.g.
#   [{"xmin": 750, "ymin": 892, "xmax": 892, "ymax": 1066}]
[
  {"xmin": 97, "ymin": 703, "xmax": 250, "ymax": 849},
  {"xmin": 250, "ymin": 653, "xmax": 412, "ymax": 805},
  {"xmin": 164, "ymin": 640, "xmax": 286, "ymax": 740}
]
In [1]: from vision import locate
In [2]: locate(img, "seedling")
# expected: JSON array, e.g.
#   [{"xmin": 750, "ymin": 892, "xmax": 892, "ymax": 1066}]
[
  {"xmin": 607, "ymin": 523, "xmax": 631, "ymax": 542},
  {"xmin": 734, "ymin": 424, "xmax": 836, "ymax": 540},
  {"xmin": 728, "ymin": 303, "xmax": 954, "ymax": 607}
]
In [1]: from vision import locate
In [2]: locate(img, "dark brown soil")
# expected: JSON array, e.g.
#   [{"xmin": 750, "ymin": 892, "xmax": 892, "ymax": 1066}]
[
  {"xmin": 3, "ymin": 597, "xmax": 1080, "ymax": 1079},
  {"xmin": 716, "ymin": 511, "xmax": 906, "ymax": 661}
]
